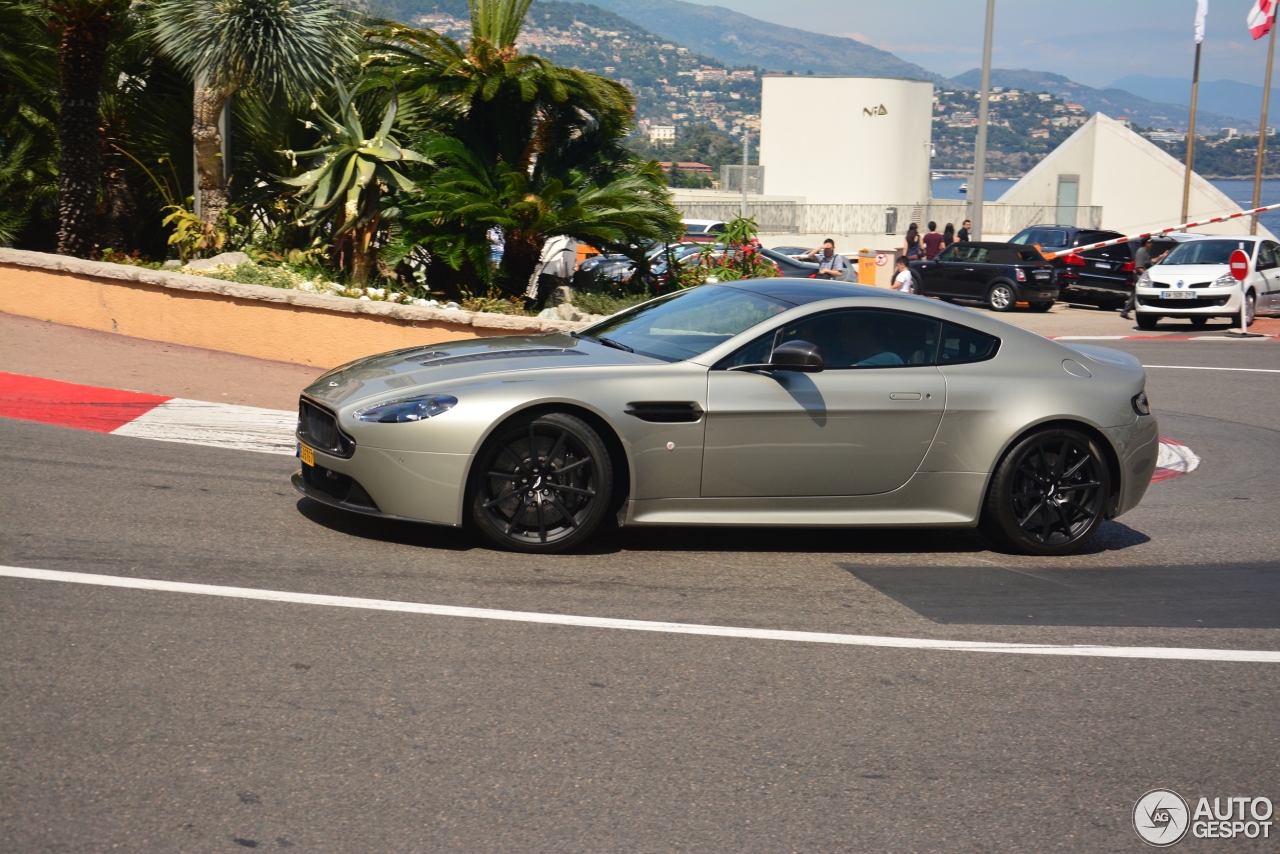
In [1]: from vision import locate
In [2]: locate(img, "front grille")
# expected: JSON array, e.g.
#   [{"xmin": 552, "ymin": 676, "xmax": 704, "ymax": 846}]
[
  {"xmin": 301, "ymin": 462, "xmax": 379, "ymax": 510},
  {"xmin": 1149, "ymin": 281, "xmax": 1210, "ymax": 289},
  {"xmin": 1138, "ymin": 295, "xmax": 1229, "ymax": 308},
  {"xmin": 298, "ymin": 398, "xmax": 355, "ymax": 458}
]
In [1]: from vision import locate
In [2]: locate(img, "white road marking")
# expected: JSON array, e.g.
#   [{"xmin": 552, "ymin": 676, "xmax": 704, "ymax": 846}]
[
  {"xmin": 3, "ymin": 565, "xmax": 1276, "ymax": 663},
  {"xmin": 111, "ymin": 398, "xmax": 297, "ymax": 455},
  {"xmin": 1143, "ymin": 364, "xmax": 1280, "ymax": 373}
]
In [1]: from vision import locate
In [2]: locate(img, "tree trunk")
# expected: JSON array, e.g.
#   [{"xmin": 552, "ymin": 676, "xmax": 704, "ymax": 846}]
[
  {"xmin": 56, "ymin": 11, "xmax": 111, "ymax": 257},
  {"xmin": 501, "ymin": 231, "xmax": 545, "ymax": 299},
  {"xmin": 101, "ymin": 120, "xmax": 137, "ymax": 253},
  {"xmin": 193, "ymin": 85, "xmax": 230, "ymax": 225}
]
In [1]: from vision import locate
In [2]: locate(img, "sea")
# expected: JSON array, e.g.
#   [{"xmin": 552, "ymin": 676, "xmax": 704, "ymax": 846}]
[{"xmin": 930, "ymin": 176, "xmax": 1280, "ymax": 235}]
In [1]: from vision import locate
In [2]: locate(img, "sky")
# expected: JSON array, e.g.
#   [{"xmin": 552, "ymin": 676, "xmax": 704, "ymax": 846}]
[{"xmin": 686, "ymin": 0, "xmax": 1278, "ymax": 89}]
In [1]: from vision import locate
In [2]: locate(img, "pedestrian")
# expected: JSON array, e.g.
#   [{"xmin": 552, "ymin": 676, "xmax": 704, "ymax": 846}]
[
  {"xmin": 957, "ymin": 219, "xmax": 972, "ymax": 242},
  {"xmin": 943, "ymin": 223, "xmax": 956, "ymax": 247},
  {"xmin": 891, "ymin": 256, "xmax": 914, "ymax": 293},
  {"xmin": 921, "ymin": 221, "xmax": 946, "ymax": 260},
  {"xmin": 804, "ymin": 238, "xmax": 851, "ymax": 279},
  {"xmin": 1120, "ymin": 236, "xmax": 1168, "ymax": 319},
  {"xmin": 903, "ymin": 223, "xmax": 922, "ymax": 261}
]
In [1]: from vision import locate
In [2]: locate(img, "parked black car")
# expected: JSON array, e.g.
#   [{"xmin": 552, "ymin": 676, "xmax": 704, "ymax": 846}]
[
  {"xmin": 910, "ymin": 242, "xmax": 1059, "ymax": 311},
  {"xmin": 1009, "ymin": 224, "xmax": 1144, "ymax": 310},
  {"xmin": 757, "ymin": 246, "xmax": 821, "ymax": 278}
]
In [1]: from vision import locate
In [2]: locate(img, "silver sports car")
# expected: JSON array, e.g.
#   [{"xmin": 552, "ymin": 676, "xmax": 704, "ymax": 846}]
[{"xmin": 293, "ymin": 280, "xmax": 1158, "ymax": 555}]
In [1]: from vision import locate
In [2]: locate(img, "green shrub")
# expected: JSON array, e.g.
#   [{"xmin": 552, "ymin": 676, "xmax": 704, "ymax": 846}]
[{"xmin": 572, "ymin": 291, "xmax": 650, "ymax": 316}]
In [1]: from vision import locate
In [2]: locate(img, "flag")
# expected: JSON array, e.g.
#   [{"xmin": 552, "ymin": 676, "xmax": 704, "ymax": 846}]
[
  {"xmin": 1248, "ymin": 0, "xmax": 1275, "ymax": 40},
  {"xmin": 1195, "ymin": 0, "xmax": 1208, "ymax": 43}
]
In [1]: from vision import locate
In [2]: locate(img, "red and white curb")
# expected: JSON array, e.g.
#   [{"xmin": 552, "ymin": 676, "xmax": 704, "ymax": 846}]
[
  {"xmin": 1, "ymin": 372, "xmax": 1203, "ymax": 481},
  {"xmin": 1153, "ymin": 438, "xmax": 1200, "ymax": 483},
  {"xmin": 0, "ymin": 372, "xmax": 295, "ymax": 456}
]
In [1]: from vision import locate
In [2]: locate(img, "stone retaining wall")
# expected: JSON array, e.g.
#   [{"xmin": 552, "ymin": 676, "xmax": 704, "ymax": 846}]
[{"xmin": 0, "ymin": 249, "xmax": 585, "ymax": 368}]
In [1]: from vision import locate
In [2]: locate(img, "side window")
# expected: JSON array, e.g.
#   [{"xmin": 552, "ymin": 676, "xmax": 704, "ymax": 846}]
[
  {"xmin": 968, "ymin": 248, "xmax": 990, "ymax": 263},
  {"xmin": 1258, "ymin": 241, "xmax": 1278, "ymax": 271},
  {"xmin": 937, "ymin": 321, "xmax": 1000, "ymax": 365},
  {"xmin": 768, "ymin": 309, "xmax": 942, "ymax": 369},
  {"xmin": 1041, "ymin": 229, "xmax": 1068, "ymax": 248},
  {"xmin": 936, "ymin": 245, "xmax": 961, "ymax": 262}
]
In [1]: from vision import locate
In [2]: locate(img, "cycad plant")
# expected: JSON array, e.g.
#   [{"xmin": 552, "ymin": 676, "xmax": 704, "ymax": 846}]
[
  {"xmin": 149, "ymin": 0, "xmax": 356, "ymax": 226},
  {"xmin": 283, "ymin": 83, "xmax": 427, "ymax": 284}
]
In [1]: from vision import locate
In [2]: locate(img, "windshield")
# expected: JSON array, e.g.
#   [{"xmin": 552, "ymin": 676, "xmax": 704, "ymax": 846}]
[
  {"xmin": 578, "ymin": 285, "xmax": 792, "ymax": 362},
  {"xmin": 1162, "ymin": 239, "xmax": 1255, "ymax": 266}
]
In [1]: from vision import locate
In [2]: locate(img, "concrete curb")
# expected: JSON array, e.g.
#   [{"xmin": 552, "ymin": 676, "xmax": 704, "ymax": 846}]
[{"xmin": 0, "ymin": 248, "xmax": 586, "ymax": 335}]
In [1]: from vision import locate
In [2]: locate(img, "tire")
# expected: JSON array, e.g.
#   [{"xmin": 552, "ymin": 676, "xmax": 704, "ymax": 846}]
[
  {"xmin": 980, "ymin": 428, "xmax": 1112, "ymax": 556},
  {"xmin": 1135, "ymin": 313, "xmax": 1159, "ymax": 330},
  {"xmin": 470, "ymin": 412, "xmax": 613, "ymax": 553},
  {"xmin": 1245, "ymin": 291, "xmax": 1257, "ymax": 326},
  {"xmin": 987, "ymin": 282, "xmax": 1016, "ymax": 312},
  {"xmin": 1189, "ymin": 316, "xmax": 1209, "ymax": 327},
  {"xmin": 1029, "ymin": 300, "xmax": 1054, "ymax": 312}
]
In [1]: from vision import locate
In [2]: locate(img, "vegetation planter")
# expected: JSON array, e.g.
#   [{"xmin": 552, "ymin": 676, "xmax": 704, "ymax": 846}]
[{"xmin": 0, "ymin": 249, "xmax": 587, "ymax": 369}]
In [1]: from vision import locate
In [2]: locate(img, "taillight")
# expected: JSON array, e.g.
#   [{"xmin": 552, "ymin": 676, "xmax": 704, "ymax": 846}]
[
  {"xmin": 1120, "ymin": 260, "xmax": 1135, "ymax": 272},
  {"xmin": 1063, "ymin": 253, "xmax": 1085, "ymax": 266},
  {"xmin": 1016, "ymin": 268, "xmax": 1027, "ymax": 281}
]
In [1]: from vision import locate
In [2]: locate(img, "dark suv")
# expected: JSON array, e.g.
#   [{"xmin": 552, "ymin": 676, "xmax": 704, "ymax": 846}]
[
  {"xmin": 910, "ymin": 242, "xmax": 1058, "ymax": 311},
  {"xmin": 1009, "ymin": 224, "xmax": 1148, "ymax": 310}
]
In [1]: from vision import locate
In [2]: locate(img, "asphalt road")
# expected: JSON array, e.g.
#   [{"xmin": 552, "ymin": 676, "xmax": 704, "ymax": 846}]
[{"xmin": 2, "ymin": 339, "xmax": 1278, "ymax": 852}]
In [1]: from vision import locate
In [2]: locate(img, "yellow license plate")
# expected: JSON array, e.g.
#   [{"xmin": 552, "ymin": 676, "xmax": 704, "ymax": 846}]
[{"xmin": 300, "ymin": 444, "xmax": 315, "ymax": 466}]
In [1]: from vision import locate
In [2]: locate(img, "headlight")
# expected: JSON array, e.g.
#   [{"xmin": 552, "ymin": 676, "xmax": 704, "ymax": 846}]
[
  {"xmin": 1132, "ymin": 390, "xmax": 1151, "ymax": 416},
  {"xmin": 355, "ymin": 394, "xmax": 458, "ymax": 423},
  {"xmin": 1137, "ymin": 271, "xmax": 1152, "ymax": 287},
  {"xmin": 1213, "ymin": 272, "xmax": 1237, "ymax": 287}
]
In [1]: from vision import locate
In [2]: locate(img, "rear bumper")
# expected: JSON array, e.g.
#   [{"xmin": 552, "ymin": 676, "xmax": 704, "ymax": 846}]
[
  {"xmin": 1014, "ymin": 284, "xmax": 1059, "ymax": 301},
  {"xmin": 1101, "ymin": 415, "xmax": 1159, "ymax": 517}
]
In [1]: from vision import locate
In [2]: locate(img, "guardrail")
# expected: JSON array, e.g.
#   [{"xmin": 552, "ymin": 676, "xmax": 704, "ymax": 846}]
[{"xmin": 674, "ymin": 202, "xmax": 1104, "ymax": 236}]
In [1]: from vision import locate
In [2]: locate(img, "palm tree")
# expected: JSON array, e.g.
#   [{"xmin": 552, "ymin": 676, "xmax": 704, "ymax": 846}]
[
  {"xmin": 149, "ymin": 0, "xmax": 356, "ymax": 226},
  {"xmin": 371, "ymin": 0, "xmax": 678, "ymax": 295},
  {"xmin": 0, "ymin": 0, "xmax": 59, "ymax": 248},
  {"xmin": 283, "ymin": 83, "xmax": 427, "ymax": 284}
]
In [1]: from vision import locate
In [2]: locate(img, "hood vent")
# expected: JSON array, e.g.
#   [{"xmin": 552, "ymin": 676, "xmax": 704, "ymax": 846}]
[{"xmin": 413, "ymin": 348, "xmax": 585, "ymax": 367}]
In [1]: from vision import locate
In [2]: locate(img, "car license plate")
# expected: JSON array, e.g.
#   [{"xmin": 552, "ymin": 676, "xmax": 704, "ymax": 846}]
[
  {"xmin": 1161, "ymin": 290, "xmax": 1196, "ymax": 299},
  {"xmin": 1034, "ymin": 272, "xmax": 1050, "ymax": 279},
  {"xmin": 300, "ymin": 443, "xmax": 315, "ymax": 466}
]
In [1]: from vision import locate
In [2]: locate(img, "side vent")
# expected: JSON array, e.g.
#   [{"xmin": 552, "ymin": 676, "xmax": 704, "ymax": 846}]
[{"xmin": 625, "ymin": 402, "xmax": 704, "ymax": 423}]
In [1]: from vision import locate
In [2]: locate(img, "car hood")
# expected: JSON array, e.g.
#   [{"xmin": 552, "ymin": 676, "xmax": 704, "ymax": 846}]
[
  {"xmin": 1148, "ymin": 264, "xmax": 1227, "ymax": 281},
  {"xmin": 304, "ymin": 333, "xmax": 656, "ymax": 408}
]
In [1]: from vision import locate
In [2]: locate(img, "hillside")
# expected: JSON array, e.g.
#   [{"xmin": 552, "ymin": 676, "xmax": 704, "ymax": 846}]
[
  {"xmin": 583, "ymin": 0, "xmax": 939, "ymax": 81},
  {"xmin": 950, "ymin": 68, "xmax": 1249, "ymax": 132},
  {"xmin": 1110, "ymin": 74, "xmax": 1276, "ymax": 126}
]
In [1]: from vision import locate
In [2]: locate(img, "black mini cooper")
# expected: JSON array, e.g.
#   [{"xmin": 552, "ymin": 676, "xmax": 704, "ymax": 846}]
[{"xmin": 910, "ymin": 242, "xmax": 1059, "ymax": 312}]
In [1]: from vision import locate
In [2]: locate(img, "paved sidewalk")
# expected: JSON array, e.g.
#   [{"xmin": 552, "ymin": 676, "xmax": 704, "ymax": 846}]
[{"xmin": 0, "ymin": 313, "xmax": 322, "ymax": 410}]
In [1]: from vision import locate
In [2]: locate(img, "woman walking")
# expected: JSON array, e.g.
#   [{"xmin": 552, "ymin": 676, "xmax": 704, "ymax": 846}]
[
  {"xmin": 943, "ymin": 223, "xmax": 956, "ymax": 247},
  {"xmin": 903, "ymin": 223, "xmax": 922, "ymax": 261}
]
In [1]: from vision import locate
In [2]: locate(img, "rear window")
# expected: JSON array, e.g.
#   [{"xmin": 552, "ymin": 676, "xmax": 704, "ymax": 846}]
[
  {"xmin": 988, "ymin": 247, "xmax": 1044, "ymax": 264},
  {"xmin": 1083, "ymin": 243, "xmax": 1131, "ymax": 262}
]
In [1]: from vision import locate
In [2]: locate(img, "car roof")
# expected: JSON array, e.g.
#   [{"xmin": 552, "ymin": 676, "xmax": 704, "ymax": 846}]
[
  {"xmin": 721, "ymin": 278, "xmax": 886, "ymax": 305},
  {"xmin": 680, "ymin": 218, "xmax": 724, "ymax": 226},
  {"xmin": 962, "ymin": 241, "xmax": 1037, "ymax": 250}
]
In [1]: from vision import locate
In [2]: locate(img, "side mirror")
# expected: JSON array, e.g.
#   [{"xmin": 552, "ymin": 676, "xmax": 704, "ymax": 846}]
[{"xmin": 770, "ymin": 340, "xmax": 825, "ymax": 372}]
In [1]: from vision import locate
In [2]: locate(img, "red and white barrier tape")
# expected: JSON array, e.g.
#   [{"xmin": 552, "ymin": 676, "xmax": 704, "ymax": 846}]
[{"xmin": 1042, "ymin": 201, "xmax": 1280, "ymax": 260}]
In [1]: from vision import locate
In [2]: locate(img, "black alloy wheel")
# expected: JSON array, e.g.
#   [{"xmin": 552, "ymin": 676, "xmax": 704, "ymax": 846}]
[
  {"xmin": 981, "ymin": 428, "xmax": 1111, "ymax": 556},
  {"xmin": 471, "ymin": 412, "xmax": 613, "ymax": 553},
  {"xmin": 987, "ymin": 282, "xmax": 1016, "ymax": 312}
]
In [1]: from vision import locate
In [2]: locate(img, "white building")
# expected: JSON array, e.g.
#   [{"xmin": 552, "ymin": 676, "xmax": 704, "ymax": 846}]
[
  {"xmin": 999, "ymin": 113, "xmax": 1275, "ymax": 239},
  {"xmin": 759, "ymin": 76, "xmax": 934, "ymax": 205},
  {"xmin": 649, "ymin": 125, "xmax": 676, "ymax": 146}
]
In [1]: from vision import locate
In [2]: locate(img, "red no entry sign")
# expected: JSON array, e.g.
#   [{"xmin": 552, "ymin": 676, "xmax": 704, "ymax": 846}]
[{"xmin": 1229, "ymin": 249, "xmax": 1250, "ymax": 281}]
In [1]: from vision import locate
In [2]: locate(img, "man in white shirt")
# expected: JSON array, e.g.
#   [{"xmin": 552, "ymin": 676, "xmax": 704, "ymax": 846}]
[{"xmin": 891, "ymin": 256, "xmax": 914, "ymax": 293}]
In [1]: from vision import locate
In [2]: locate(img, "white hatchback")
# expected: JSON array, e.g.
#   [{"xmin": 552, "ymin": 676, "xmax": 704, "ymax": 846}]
[{"xmin": 1134, "ymin": 235, "xmax": 1280, "ymax": 329}]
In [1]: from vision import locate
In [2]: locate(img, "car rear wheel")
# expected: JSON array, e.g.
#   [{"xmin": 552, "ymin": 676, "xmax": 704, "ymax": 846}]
[
  {"xmin": 471, "ymin": 412, "xmax": 613, "ymax": 553},
  {"xmin": 1189, "ymin": 316, "xmax": 1209, "ymax": 327},
  {"xmin": 981, "ymin": 428, "xmax": 1112, "ymax": 556},
  {"xmin": 987, "ymin": 283, "xmax": 1016, "ymax": 312},
  {"xmin": 1028, "ymin": 301, "xmax": 1054, "ymax": 312},
  {"xmin": 1135, "ymin": 313, "xmax": 1159, "ymax": 330}
]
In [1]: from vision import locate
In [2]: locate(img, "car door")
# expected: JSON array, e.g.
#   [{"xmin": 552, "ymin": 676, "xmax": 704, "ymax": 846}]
[
  {"xmin": 702, "ymin": 307, "xmax": 946, "ymax": 497},
  {"xmin": 953, "ymin": 245, "xmax": 995, "ymax": 298},
  {"xmin": 911, "ymin": 245, "xmax": 956, "ymax": 296},
  {"xmin": 1257, "ymin": 241, "xmax": 1280, "ymax": 311}
]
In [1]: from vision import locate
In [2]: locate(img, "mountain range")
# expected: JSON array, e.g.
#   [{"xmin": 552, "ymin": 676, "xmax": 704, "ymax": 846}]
[{"xmin": 1110, "ymin": 74, "xmax": 1279, "ymax": 126}]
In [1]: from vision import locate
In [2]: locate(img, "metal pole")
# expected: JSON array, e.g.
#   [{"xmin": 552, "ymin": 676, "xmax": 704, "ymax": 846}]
[
  {"xmin": 970, "ymin": 0, "xmax": 996, "ymax": 240},
  {"xmin": 1251, "ymin": 14, "xmax": 1277, "ymax": 235},
  {"xmin": 1181, "ymin": 41, "xmax": 1201, "ymax": 224},
  {"xmin": 740, "ymin": 131, "xmax": 749, "ymax": 219}
]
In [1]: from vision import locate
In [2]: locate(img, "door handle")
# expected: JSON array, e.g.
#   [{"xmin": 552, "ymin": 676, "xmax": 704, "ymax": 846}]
[
  {"xmin": 963, "ymin": 267, "xmax": 975, "ymax": 272},
  {"xmin": 889, "ymin": 392, "xmax": 923, "ymax": 400}
]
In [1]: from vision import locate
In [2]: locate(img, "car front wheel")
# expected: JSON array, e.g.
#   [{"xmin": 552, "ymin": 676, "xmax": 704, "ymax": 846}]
[
  {"xmin": 987, "ymin": 282, "xmax": 1016, "ymax": 312},
  {"xmin": 471, "ymin": 412, "xmax": 613, "ymax": 553},
  {"xmin": 981, "ymin": 428, "xmax": 1112, "ymax": 556},
  {"xmin": 1135, "ymin": 313, "xmax": 1159, "ymax": 330}
]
